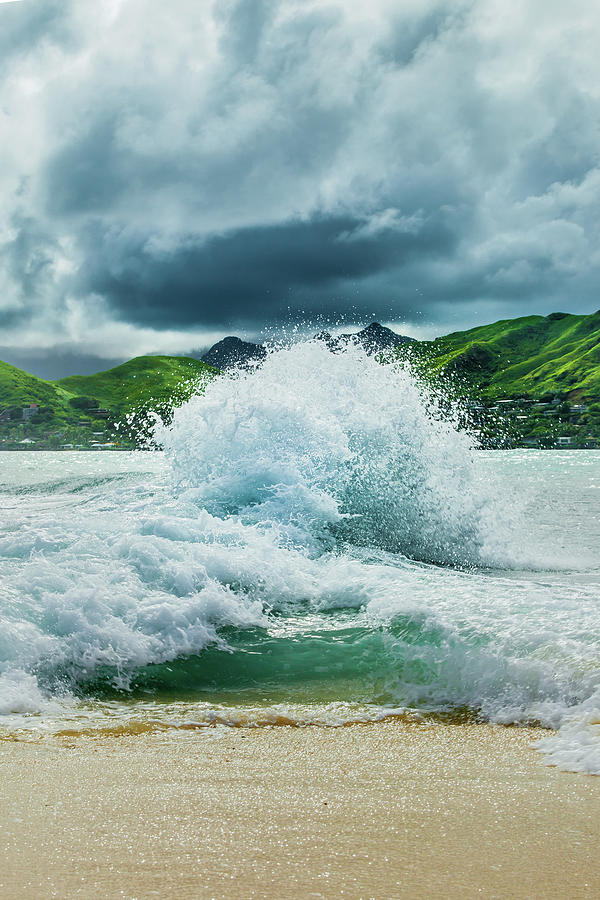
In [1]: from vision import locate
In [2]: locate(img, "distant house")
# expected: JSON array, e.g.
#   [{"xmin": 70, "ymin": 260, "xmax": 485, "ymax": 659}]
[
  {"xmin": 22, "ymin": 404, "xmax": 39, "ymax": 420},
  {"xmin": 19, "ymin": 438, "xmax": 36, "ymax": 444},
  {"xmin": 556, "ymin": 436, "xmax": 574, "ymax": 447}
]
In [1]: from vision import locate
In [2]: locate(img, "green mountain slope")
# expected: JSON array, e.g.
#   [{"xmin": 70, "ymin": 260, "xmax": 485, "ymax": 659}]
[
  {"xmin": 0, "ymin": 355, "xmax": 217, "ymax": 448},
  {"xmin": 2, "ymin": 312, "xmax": 599, "ymax": 450},
  {"xmin": 0, "ymin": 360, "xmax": 71, "ymax": 412},
  {"xmin": 56, "ymin": 355, "xmax": 217, "ymax": 416},
  {"xmin": 404, "ymin": 310, "xmax": 600, "ymax": 400}
]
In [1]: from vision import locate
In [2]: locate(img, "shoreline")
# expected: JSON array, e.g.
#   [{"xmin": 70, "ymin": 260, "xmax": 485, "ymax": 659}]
[
  {"xmin": 2, "ymin": 721, "xmax": 599, "ymax": 899},
  {"xmin": 2, "ymin": 446, "xmax": 599, "ymax": 451}
]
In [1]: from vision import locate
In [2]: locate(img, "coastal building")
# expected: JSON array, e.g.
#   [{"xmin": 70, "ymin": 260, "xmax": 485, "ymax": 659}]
[{"xmin": 22, "ymin": 404, "xmax": 39, "ymax": 420}]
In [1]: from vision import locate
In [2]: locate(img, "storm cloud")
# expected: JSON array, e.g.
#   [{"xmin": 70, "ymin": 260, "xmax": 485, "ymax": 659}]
[{"xmin": 1, "ymin": 0, "xmax": 600, "ymax": 374}]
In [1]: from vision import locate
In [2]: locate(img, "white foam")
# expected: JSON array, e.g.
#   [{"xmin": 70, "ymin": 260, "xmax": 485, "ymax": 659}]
[
  {"xmin": 0, "ymin": 344, "xmax": 598, "ymax": 775},
  {"xmin": 0, "ymin": 670, "xmax": 63, "ymax": 717},
  {"xmin": 158, "ymin": 341, "xmax": 521, "ymax": 567},
  {"xmin": 534, "ymin": 701, "xmax": 600, "ymax": 775}
]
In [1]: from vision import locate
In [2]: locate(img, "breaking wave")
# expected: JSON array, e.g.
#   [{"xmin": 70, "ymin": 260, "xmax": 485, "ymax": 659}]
[{"xmin": 0, "ymin": 341, "xmax": 599, "ymax": 774}]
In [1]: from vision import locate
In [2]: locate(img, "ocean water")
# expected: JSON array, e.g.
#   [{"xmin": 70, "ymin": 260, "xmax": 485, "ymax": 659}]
[{"xmin": 1, "ymin": 342, "xmax": 599, "ymax": 773}]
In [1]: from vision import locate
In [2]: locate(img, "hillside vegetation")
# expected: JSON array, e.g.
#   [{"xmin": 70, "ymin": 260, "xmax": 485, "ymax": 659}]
[
  {"xmin": 0, "ymin": 360, "xmax": 71, "ymax": 411},
  {"xmin": 394, "ymin": 310, "xmax": 600, "ymax": 448},
  {"xmin": 405, "ymin": 310, "xmax": 600, "ymax": 401},
  {"xmin": 1, "ymin": 311, "xmax": 600, "ymax": 449},
  {"xmin": 57, "ymin": 356, "xmax": 216, "ymax": 416},
  {"xmin": 0, "ymin": 356, "xmax": 216, "ymax": 449}
]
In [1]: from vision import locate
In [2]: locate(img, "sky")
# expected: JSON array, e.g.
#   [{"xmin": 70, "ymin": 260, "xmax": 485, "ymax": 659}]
[{"xmin": 1, "ymin": 0, "xmax": 600, "ymax": 378}]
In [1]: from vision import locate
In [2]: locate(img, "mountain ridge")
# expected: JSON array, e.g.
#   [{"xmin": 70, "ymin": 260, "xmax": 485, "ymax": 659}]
[
  {"xmin": 404, "ymin": 310, "xmax": 600, "ymax": 401},
  {"xmin": 199, "ymin": 322, "xmax": 413, "ymax": 369},
  {"xmin": 1, "ymin": 312, "xmax": 599, "ymax": 448}
]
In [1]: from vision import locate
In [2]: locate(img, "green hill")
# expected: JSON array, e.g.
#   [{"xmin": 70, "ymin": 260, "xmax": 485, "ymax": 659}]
[
  {"xmin": 0, "ymin": 360, "xmax": 71, "ymax": 412},
  {"xmin": 405, "ymin": 310, "xmax": 600, "ymax": 401},
  {"xmin": 1, "ymin": 311, "xmax": 600, "ymax": 450},
  {"xmin": 56, "ymin": 355, "xmax": 217, "ymax": 417},
  {"xmin": 394, "ymin": 310, "xmax": 600, "ymax": 448},
  {"xmin": 0, "ymin": 355, "xmax": 217, "ymax": 449}
]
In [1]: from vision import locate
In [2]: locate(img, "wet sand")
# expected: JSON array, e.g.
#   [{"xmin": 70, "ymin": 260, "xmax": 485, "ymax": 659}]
[{"xmin": 1, "ymin": 721, "xmax": 599, "ymax": 899}]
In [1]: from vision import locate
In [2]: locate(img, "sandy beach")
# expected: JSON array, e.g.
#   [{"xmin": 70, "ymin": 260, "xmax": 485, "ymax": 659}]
[{"xmin": 1, "ymin": 721, "xmax": 599, "ymax": 900}]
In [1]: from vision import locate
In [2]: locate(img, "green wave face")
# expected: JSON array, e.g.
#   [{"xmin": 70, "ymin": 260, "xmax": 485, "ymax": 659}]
[
  {"xmin": 77, "ymin": 620, "xmax": 405, "ymax": 703},
  {"xmin": 64, "ymin": 610, "xmax": 525, "ymax": 717}
]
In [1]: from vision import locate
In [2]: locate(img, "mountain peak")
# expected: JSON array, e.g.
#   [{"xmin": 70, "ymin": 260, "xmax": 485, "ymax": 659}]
[
  {"xmin": 201, "ymin": 336, "xmax": 266, "ymax": 371},
  {"xmin": 346, "ymin": 322, "xmax": 413, "ymax": 354}
]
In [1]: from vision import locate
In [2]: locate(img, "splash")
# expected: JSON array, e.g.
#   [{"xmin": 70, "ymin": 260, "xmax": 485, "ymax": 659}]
[
  {"xmin": 0, "ymin": 342, "xmax": 598, "ymax": 774},
  {"xmin": 158, "ymin": 340, "xmax": 517, "ymax": 567}
]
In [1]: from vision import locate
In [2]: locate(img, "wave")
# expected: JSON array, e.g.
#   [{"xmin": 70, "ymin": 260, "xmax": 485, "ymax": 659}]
[
  {"xmin": 0, "ymin": 340, "xmax": 598, "ymax": 774},
  {"xmin": 158, "ymin": 341, "xmax": 520, "ymax": 567}
]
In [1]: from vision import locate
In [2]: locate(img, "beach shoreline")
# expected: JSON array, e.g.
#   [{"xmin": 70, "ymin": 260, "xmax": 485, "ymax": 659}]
[{"xmin": 1, "ymin": 721, "xmax": 599, "ymax": 900}]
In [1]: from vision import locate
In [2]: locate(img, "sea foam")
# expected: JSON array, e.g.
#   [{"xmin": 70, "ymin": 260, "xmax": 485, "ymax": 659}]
[
  {"xmin": 159, "ymin": 341, "xmax": 518, "ymax": 566},
  {"xmin": 0, "ymin": 341, "xmax": 598, "ymax": 774}
]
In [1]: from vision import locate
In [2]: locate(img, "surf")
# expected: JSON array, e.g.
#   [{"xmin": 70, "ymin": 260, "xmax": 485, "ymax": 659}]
[{"xmin": 0, "ymin": 340, "xmax": 598, "ymax": 774}]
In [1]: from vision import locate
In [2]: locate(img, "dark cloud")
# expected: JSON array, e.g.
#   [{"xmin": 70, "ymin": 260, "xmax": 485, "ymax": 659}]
[
  {"xmin": 217, "ymin": 0, "xmax": 276, "ymax": 68},
  {"xmin": 0, "ymin": 0, "xmax": 74, "ymax": 67},
  {"xmin": 76, "ymin": 214, "xmax": 456, "ymax": 328},
  {"xmin": 376, "ymin": 4, "xmax": 463, "ymax": 67},
  {"xmin": 1, "ymin": 0, "xmax": 600, "ymax": 375},
  {"xmin": 0, "ymin": 214, "xmax": 63, "ymax": 329},
  {"xmin": 44, "ymin": 115, "xmax": 130, "ymax": 218}
]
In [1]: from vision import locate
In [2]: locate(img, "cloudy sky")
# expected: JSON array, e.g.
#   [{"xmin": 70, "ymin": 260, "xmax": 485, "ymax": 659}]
[{"xmin": 1, "ymin": 0, "xmax": 599, "ymax": 377}]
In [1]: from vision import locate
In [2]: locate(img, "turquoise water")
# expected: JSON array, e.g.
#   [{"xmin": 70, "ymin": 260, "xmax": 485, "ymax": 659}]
[{"xmin": 0, "ymin": 343, "xmax": 599, "ymax": 771}]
